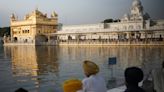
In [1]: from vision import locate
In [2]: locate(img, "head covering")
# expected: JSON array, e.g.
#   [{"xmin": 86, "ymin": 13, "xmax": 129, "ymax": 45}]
[
  {"xmin": 63, "ymin": 79, "xmax": 82, "ymax": 92},
  {"xmin": 83, "ymin": 60, "xmax": 99, "ymax": 75},
  {"xmin": 124, "ymin": 67, "xmax": 143, "ymax": 85}
]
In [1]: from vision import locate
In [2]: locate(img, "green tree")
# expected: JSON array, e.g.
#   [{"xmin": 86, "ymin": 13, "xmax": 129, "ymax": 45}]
[
  {"xmin": 0, "ymin": 27, "xmax": 10, "ymax": 37},
  {"xmin": 102, "ymin": 19, "xmax": 120, "ymax": 23},
  {"xmin": 102, "ymin": 19, "xmax": 113, "ymax": 23}
]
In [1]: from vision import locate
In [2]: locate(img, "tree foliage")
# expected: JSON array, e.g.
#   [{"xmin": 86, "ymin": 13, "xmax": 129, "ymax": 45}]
[
  {"xmin": 0, "ymin": 27, "xmax": 10, "ymax": 37},
  {"xmin": 102, "ymin": 19, "xmax": 120, "ymax": 23},
  {"xmin": 102, "ymin": 19, "xmax": 113, "ymax": 23}
]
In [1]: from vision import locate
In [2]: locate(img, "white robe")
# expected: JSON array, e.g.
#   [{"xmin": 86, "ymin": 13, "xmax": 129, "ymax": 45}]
[
  {"xmin": 152, "ymin": 68, "xmax": 164, "ymax": 92},
  {"xmin": 80, "ymin": 74, "xmax": 107, "ymax": 92}
]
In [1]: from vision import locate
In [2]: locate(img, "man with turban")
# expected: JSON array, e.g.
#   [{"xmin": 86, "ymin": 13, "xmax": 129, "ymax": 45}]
[{"xmin": 81, "ymin": 60, "xmax": 107, "ymax": 92}]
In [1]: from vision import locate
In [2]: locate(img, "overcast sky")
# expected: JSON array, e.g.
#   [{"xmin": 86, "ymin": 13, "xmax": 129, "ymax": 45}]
[{"xmin": 0, "ymin": 0, "xmax": 164, "ymax": 27}]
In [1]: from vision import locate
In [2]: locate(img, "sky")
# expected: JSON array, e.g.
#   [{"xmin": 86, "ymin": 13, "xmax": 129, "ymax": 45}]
[{"xmin": 0, "ymin": 0, "xmax": 164, "ymax": 27}]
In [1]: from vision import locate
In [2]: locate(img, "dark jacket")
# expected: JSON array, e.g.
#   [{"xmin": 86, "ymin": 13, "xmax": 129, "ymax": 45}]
[{"xmin": 125, "ymin": 85, "xmax": 145, "ymax": 92}]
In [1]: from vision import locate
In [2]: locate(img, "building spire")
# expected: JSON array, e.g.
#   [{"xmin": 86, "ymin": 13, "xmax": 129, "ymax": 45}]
[
  {"xmin": 51, "ymin": 11, "xmax": 58, "ymax": 18},
  {"xmin": 11, "ymin": 13, "xmax": 16, "ymax": 21},
  {"xmin": 130, "ymin": 0, "xmax": 144, "ymax": 20},
  {"xmin": 35, "ymin": 5, "xmax": 39, "ymax": 11}
]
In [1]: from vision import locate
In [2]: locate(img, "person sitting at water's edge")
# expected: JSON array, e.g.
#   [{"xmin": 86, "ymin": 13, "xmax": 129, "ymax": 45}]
[
  {"xmin": 15, "ymin": 88, "xmax": 28, "ymax": 92},
  {"xmin": 124, "ymin": 67, "xmax": 145, "ymax": 92},
  {"xmin": 78, "ymin": 60, "xmax": 107, "ymax": 92},
  {"xmin": 151, "ymin": 61, "xmax": 164, "ymax": 92}
]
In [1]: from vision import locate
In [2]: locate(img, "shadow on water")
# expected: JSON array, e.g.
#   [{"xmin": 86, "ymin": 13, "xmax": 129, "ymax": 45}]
[{"xmin": 0, "ymin": 45, "xmax": 164, "ymax": 92}]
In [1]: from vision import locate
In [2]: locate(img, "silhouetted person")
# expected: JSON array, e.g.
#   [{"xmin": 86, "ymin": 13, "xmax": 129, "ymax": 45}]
[
  {"xmin": 15, "ymin": 88, "xmax": 28, "ymax": 92},
  {"xmin": 159, "ymin": 35, "xmax": 163, "ymax": 41},
  {"xmin": 152, "ymin": 61, "xmax": 164, "ymax": 92},
  {"xmin": 124, "ymin": 67, "xmax": 145, "ymax": 92}
]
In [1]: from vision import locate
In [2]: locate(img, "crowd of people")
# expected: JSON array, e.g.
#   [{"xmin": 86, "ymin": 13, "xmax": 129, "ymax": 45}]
[{"xmin": 15, "ymin": 61, "xmax": 164, "ymax": 92}]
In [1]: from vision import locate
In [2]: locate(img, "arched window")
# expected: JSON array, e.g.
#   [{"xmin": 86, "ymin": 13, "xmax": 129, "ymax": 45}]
[
  {"xmin": 129, "ymin": 25, "xmax": 134, "ymax": 30},
  {"xmin": 123, "ymin": 26, "xmax": 127, "ymax": 30},
  {"xmin": 136, "ymin": 25, "xmax": 141, "ymax": 30}
]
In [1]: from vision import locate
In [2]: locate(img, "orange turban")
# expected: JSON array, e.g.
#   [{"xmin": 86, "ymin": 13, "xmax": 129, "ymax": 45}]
[
  {"xmin": 83, "ymin": 60, "xmax": 99, "ymax": 75},
  {"xmin": 63, "ymin": 79, "xmax": 82, "ymax": 92}
]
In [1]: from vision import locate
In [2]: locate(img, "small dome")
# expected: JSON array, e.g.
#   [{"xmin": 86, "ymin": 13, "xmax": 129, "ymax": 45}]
[
  {"xmin": 11, "ymin": 13, "xmax": 15, "ymax": 18},
  {"xmin": 51, "ymin": 11, "xmax": 58, "ymax": 18},
  {"xmin": 124, "ymin": 14, "xmax": 129, "ymax": 18},
  {"xmin": 11, "ymin": 13, "xmax": 16, "ymax": 20},
  {"xmin": 132, "ymin": 0, "xmax": 141, "ymax": 6}
]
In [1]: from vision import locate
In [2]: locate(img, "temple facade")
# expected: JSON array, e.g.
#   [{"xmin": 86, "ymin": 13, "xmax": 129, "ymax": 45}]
[{"xmin": 4, "ymin": 9, "xmax": 58, "ymax": 45}]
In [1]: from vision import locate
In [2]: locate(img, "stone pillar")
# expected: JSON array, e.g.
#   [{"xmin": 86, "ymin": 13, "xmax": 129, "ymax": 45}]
[
  {"xmin": 128, "ymin": 32, "xmax": 132, "ymax": 44},
  {"xmin": 145, "ymin": 32, "xmax": 148, "ymax": 43},
  {"xmin": 48, "ymin": 35, "xmax": 50, "ymax": 43}
]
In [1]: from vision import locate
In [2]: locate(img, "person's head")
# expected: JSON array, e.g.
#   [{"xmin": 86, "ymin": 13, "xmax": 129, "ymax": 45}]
[
  {"xmin": 124, "ymin": 67, "xmax": 144, "ymax": 86},
  {"xmin": 15, "ymin": 88, "xmax": 28, "ymax": 92},
  {"xmin": 83, "ymin": 60, "xmax": 99, "ymax": 77},
  {"xmin": 162, "ymin": 61, "xmax": 164, "ymax": 68},
  {"xmin": 63, "ymin": 79, "xmax": 82, "ymax": 92}
]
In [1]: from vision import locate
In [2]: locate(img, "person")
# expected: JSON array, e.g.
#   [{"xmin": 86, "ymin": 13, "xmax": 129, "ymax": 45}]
[
  {"xmin": 63, "ymin": 79, "xmax": 82, "ymax": 92},
  {"xmin": 80, "ymin": 60, "xmax": 107, "ymax": 92},
  {"xmin": 124, "ymin": 67, "xmax": 145, "ymax": 92},
  {"xmin": 15, "ymin": 88, "xmax": 28, "ymax": 92},
  {"xmin": 151, "ymin": 61, "xmax": 164, "ymax": 92}
]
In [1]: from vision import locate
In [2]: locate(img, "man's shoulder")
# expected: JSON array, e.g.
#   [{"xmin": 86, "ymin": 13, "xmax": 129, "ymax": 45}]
[
  {"xmin": 82, "ymin": 77, "xmax": 91, "ymax": 83},
  {"xmin": 82, "ymin": 75, "xmax": 96, "ymax": 83}
]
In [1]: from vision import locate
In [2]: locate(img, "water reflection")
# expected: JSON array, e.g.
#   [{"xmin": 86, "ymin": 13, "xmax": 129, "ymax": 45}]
[
  {"xmin": 2, "ymin": 46, "xmax": 164, "ymax": 92},
  {"xmin": 4, "ymin": 46, "xmax": 60, "ymax": 92}
]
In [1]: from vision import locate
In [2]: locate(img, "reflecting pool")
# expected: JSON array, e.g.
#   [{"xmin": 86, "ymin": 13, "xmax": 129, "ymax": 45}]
[{"xmin": 0, "ymin": 46, "xmax": 164, "ymax": 92}]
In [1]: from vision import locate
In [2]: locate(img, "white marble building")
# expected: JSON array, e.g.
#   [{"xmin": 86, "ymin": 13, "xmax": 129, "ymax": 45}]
[{"xmin": 55, "ymin": 0, "xmax": 164, "ymax": 42}]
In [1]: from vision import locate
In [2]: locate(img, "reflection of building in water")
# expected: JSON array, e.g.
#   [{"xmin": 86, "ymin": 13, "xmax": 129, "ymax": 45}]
[
  {"xmin": 4, "ymin": 46, "xmax": 59, "ymax": 76},
  {"xmin": 3, "ymin": 46, "xmax": 60, "ymax": 90},
  {"xmin": 9, "ymin": 46, "xmax": 38, "ymax": 76},
  {"xmin": 35, "ymin": 46, "xmax": 59, "ymax": 75},
  {"xmin": 59, "ymin": 46, "xmax": 164, "ymax": 70}
]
